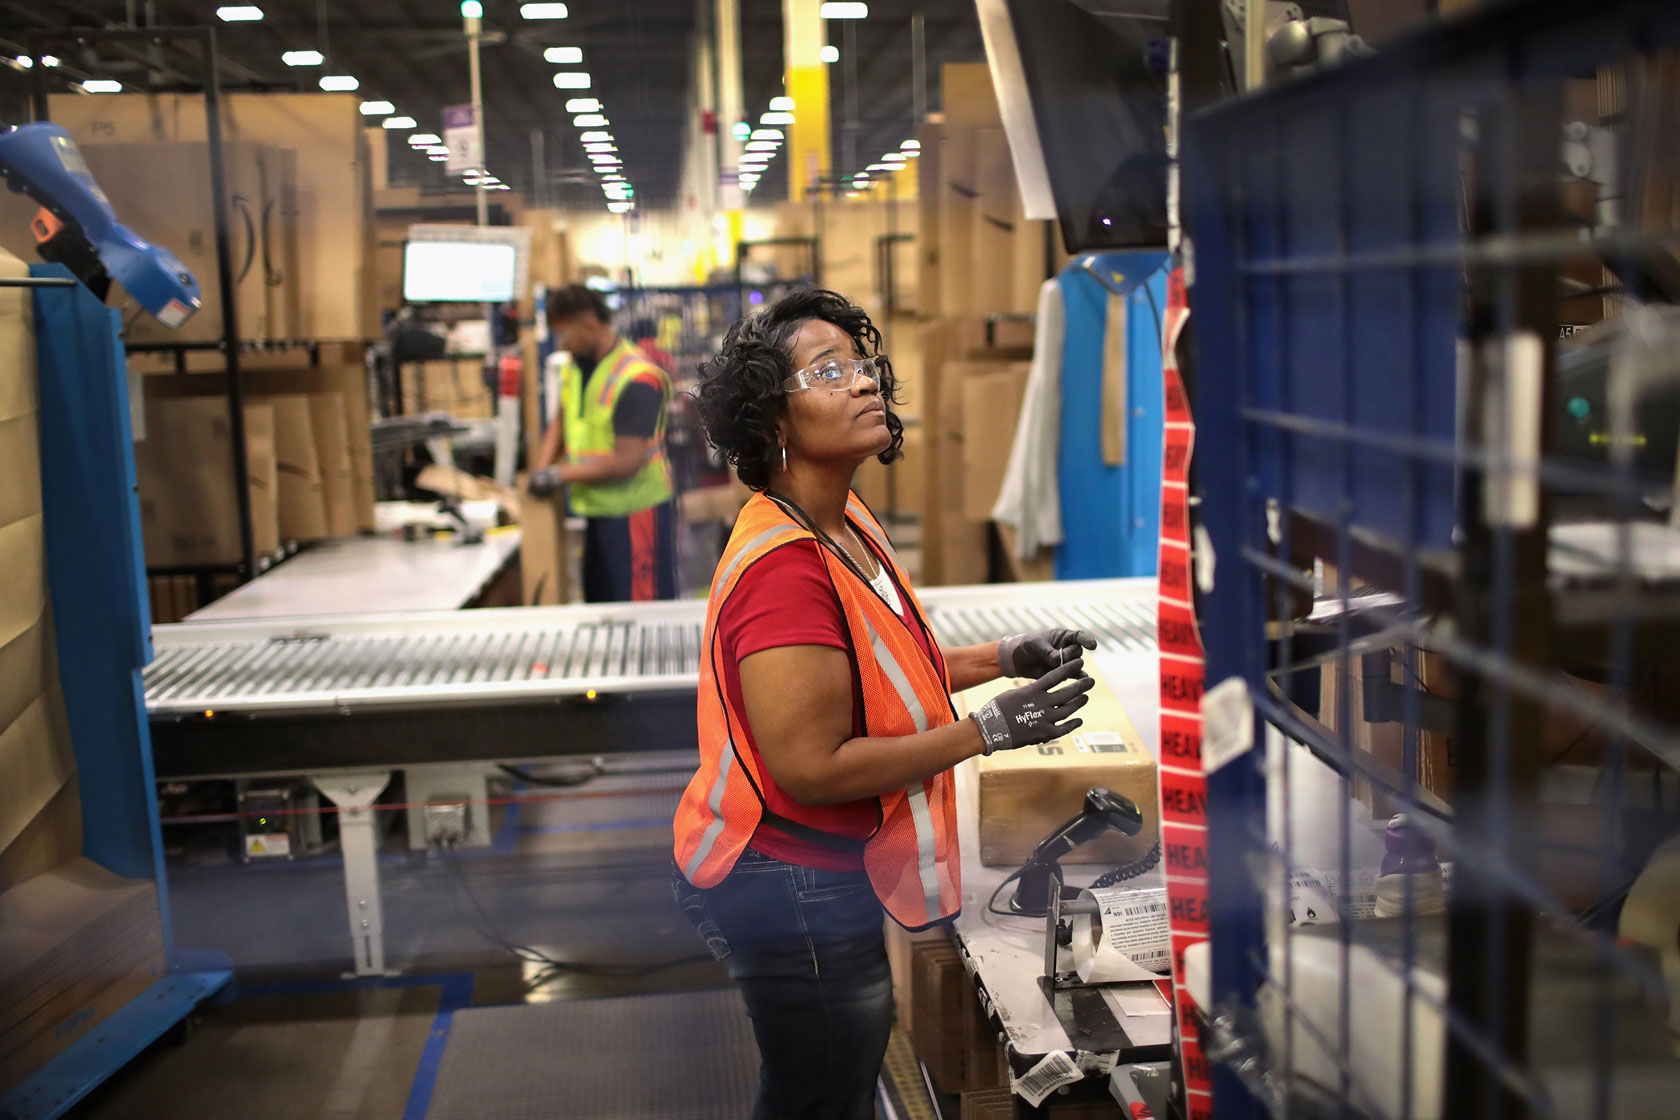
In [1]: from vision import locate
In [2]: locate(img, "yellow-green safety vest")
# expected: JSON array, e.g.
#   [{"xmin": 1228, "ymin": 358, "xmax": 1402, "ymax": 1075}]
[{"xmin": 560, "ymin": 337, "xmax": 674, "ymax": 518}]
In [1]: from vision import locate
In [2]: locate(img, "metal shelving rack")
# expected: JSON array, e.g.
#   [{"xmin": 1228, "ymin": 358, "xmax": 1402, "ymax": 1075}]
[
  {"xmin": 27, "ymin": 25, "xmax": 267, "ymax": 594},
  {"xmin": 1182, "ymin": 1, "xmax": 1680, "ymax": 1118}
]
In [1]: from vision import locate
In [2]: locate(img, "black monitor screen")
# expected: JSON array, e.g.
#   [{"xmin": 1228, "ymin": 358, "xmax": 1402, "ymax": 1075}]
[{"xmin": 1007, "ymin": 0, "xmax": 1169, "ymax": 253}]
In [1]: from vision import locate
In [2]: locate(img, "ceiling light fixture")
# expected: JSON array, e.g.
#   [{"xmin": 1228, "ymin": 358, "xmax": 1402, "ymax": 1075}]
[
  {"xmin": 429, "ymin": 154, "xmax": 449, "ymax": 162},
  {"xmin": 820, "ymin": 45, "xmax": 839, "ymax": 63},
  {"xmin": 565, "ymin": 98, "xmax": 601, "ymax": 113},
  {"xmin": 601, "ymin": 174, "xmax": 625, "ymax": 182},
  {"xmin": 41, "ymin": 55, "xmax": 59, "ymax": 67},
  {"xmin": 382, "ymin": 116, "xmax": 418, "ymax": 129},
  {"xmin": 544, "ymin": 47, "xmax": 583, "ymax": 64},
  {"xmin": 461, "ymin": 1, "xmax": 483, "ymax": 17},
  {"xmin": 426, "ymin": 146, "xmax": 449, "ymax": 156},
  {"xmin": 768, "ymin": 96, "xmax": 795, "ymax": 112},
  {"xmin": 573, "ymin": 114, "xmax": 608, "ymax": 128},
  {"xmin": 552, "ymin": 72, "xmax": 590, "ymax": 89},
  {"xmin": 579, "ymin": 131, "xmax": 611, "ymax": 143},
  {"xmin": 820, "ymin": 2, "xmax": 869, "ymax": 18},
  {"xmin": 881, "ymin": 153, "xmax": 906, "ymax": 164},
  {"xmin": 81, "ymin": 79, "xmax": 122, "ymax": 93},
  {"xmin": 584, "ymin": 143, "xmax": 616, "ymax": 153},
  {"xmin": 319, "ymin": 75, "xmax": 359, "ymax": 91},
  {"xmin": 750, "ymin": 129, "xmax": 784, "ymax": 141},
  {"xmin": 760, "ymin": 111, "xmax": 794, "ymax": 125},
  {"xmin": 216, "ymin": 5, "xmax": 264, "ymax": 21},
  {"xmin": 12, "ymin": 55, "xmax": 31, "ymax": 69},
  {"xmin": 282, "ymin": 50, "xmax": 323, "ymax": 66},
  {"xmin": 608, "ymin": 201, "xmax": 633, "ymax": 213},
  {"xmin": 745, "ymin": 141, "xmax": 777, "ymax": 153},
  {"xmin": 409, "ymin": 133, "xmax": 443, "ymax": 146},
  {"xmin": 867, "ymin": 163, "xmax": 887, "ymax": 172},
  {"xmin": 359, "ymin": 100, "xmax": 395, "ymax": 115},
  {"xmin": 901, "ymin": 139, "xmax": 921, "ymax": 151},
  {"xmin": 521, "ymin": 3, "xmax": 570, "ymax": 18}
]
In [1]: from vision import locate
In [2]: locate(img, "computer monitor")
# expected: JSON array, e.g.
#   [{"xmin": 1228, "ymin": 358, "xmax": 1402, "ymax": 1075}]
[
  {"xmin": 402, "ymin": 239, "xmax": 519, "ymax": 303},
  {"xmin": 984, "ymin": 0, "xmax": 1170, "ymax": 254}
]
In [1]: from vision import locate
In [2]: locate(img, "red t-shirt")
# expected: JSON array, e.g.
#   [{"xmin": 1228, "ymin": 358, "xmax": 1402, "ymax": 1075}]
[{"xmin": 717, "ymin": 538, "xmax": 938, "ymax": 870}]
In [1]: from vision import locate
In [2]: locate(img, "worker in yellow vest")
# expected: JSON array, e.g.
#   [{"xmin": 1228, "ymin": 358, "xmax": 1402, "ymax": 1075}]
[{"xmin": 529, "ymin": 285, "xmax": 677, "ymax": 602}]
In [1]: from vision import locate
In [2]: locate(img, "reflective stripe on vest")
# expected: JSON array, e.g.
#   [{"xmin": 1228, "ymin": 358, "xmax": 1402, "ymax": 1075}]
[{"xmin": 673, "ymin": 491, "xmax": 961, "ymax": 929}]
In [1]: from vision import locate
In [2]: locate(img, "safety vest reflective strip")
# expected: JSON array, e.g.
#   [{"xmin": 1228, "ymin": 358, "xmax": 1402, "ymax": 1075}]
[
  {"xmin": 674, "ymin": 492, "xmax": 961, "ymax": 928},
  {"xmin": 680, "ymin": 520, "xmax": 807, "ymax": 882}
]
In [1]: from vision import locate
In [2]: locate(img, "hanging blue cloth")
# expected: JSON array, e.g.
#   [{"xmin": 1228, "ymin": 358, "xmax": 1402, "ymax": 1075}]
[{"xmin": 1055, "ymin": 252, "xmax": 1168, "ymax": 580}]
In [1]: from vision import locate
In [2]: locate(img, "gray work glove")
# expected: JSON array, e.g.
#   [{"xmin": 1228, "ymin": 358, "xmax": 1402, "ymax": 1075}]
[
  {"xmin": 527, "ymin": 466, "xmax": 564, "ymax": 498},
  {"xmin": 996, "ymin": 628, "xmax": 1098, "ymax": 679},
  {"xmin": 970, "ymin": 659, "xmax": 1095, "ymax": 755}
]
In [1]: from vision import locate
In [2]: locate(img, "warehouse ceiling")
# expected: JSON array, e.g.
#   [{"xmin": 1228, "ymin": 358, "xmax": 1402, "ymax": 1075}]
[{"xmin": 0, "ymin": 1, "xmax": 988, "ymax": 211}]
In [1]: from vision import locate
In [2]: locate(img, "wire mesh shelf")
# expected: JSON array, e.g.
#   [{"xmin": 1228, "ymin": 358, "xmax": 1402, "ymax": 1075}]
[{"xmin": 1183, "ymin": 2, "xmax": 1680, "ymax": 1118}]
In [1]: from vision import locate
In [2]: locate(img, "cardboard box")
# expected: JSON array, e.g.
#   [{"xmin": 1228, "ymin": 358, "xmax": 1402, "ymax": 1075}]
[
  {"xmin": 959, "ymin": 662, "xmax": 1160, "ymax": 867},
  {"xmin": 403, "ymin": 358, "xmax": 492, "ymax": 419},
  {"xmin": 961, "ymin": 363, "xmax": 1032, "ymax": 521},
  {"xmin": 134, "ymin": 398, "xmax": 279, "ymax": 567},
  {"xmin": 910, "ymin": 940, "xmax": 972, "ymax": 1094},
  {"xmin": 0, "ymin": 860, "xmax": 166, "ymax": 1092},
  {"xmin": 519, "ymin": 493, "xmax": 572, "ymax": 606},
  {"xmin": 132, "ymin": 355, "xmax": 375, "ymax": 534},
  {"xmin": 261, "ymin": 394, "xmax": 329, "ymax": 542},
  {"xmin": 917, "ymin": 122, "xmax": 945, "ymax": 319},
  {"xmin": 69, "ymin": 141, "xmax": 279, "ymax": 346},
  {"xmin": 47, "ymin": 92, "xmax": 377, "ymax": 341},
  {"xmin": 885, "ymin": 919, "xmax": 950, "ymax": 1038},
  {"xmin": 308, "ymin": 392, "xmax": 357, "ymax": 538}
]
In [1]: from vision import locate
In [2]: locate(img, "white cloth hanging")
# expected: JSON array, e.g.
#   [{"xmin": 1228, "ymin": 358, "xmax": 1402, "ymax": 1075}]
[{"xmin": 991, "ymin": 278, "xmax": 1067, "ymax": 558}]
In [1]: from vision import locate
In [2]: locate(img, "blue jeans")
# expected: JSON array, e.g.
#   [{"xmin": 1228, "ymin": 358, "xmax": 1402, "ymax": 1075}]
[{"xmin": 672, "ymin": 850, "xmax": 894, "ymax": 1120}]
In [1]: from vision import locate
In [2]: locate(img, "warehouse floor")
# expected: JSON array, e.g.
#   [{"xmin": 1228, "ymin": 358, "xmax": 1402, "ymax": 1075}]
[{"xmin": 65, "ymin": 758, "xmax": 940, "ymax": 1119}]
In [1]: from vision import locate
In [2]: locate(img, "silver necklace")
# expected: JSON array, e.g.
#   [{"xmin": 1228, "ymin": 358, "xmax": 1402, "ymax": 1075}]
[{"xmin": 832, "ymin": 528, "xmax": 881, "ymax": 581}]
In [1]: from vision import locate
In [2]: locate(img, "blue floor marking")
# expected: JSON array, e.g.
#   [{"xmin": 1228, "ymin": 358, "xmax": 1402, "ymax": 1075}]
[{"xmin": 491, "ymin": 781, "xmax": 526, "ymax": 853}]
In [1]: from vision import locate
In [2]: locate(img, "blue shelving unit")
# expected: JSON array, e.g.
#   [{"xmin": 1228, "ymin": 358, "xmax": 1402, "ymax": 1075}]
[{"xmin": 0, "ymin": 265, "xmax": 232, "ymax": 1120}]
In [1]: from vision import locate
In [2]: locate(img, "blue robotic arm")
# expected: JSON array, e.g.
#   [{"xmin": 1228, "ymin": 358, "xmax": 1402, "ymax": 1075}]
[{"xmin": 0, "ymin": 122, "xmax": 200, "ymax": 327}]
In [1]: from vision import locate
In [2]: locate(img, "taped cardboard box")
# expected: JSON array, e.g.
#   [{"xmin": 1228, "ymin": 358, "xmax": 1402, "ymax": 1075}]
[
  {"xmin": 134, "ymin": 397, "xmax": 279, "ymax": 567},
  {"xmin": 960, "ymin": 362, "xmax": 1032, "ymax": 521},
  {"xmin": 958, "ymin": 661, "xmax": 1159, "ymax": 867}
]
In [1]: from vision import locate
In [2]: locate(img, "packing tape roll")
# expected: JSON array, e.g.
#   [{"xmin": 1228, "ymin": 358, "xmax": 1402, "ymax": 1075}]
[
  {"xmin": 1069, "ymin": 886, "xmax": 1172, "ymax": 985},
  {"xmin": 1619, "ymin": 835, "xmax": 1680, "ymax": 1041}
]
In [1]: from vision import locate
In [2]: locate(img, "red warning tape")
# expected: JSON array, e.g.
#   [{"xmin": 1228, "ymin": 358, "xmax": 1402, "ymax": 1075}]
[{"xmin": 1155, "ymin": 265, "xmax": 1213, "ymax": 1108}]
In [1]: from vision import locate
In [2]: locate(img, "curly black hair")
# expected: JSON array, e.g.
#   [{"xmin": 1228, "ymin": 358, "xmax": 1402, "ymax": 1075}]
[{"xmin": 695, "ymin": 288, "xmax": 904, "ymax": 491}]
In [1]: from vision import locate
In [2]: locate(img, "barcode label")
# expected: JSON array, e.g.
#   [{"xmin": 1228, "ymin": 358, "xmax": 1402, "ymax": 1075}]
[{"xmin": 1014, "ymin": 1050, "xmax": 1082, "ymax": 1107}]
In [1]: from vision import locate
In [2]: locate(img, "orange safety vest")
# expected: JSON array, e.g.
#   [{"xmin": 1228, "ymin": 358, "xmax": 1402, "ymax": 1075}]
[{"xmin": 673, "ymin": 490, "xmax": 964, "ymax": 930}]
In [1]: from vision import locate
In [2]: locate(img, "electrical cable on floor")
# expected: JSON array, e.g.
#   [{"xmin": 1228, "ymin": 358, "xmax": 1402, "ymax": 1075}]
[{"xmin": 436, "ymin": 838, "xmax": 712, "ymax": 983}]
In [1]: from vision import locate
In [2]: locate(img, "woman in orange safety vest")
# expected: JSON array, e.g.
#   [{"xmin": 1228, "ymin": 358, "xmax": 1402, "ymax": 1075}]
[{"xmin": 672, "ymin": 288, "xmax": 1098, "ymax": 1120}]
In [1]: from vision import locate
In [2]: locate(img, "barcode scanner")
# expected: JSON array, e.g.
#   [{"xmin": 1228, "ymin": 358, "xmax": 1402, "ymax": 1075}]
[{"xmin": 1009, "ymin": 787, "xmax": 1145, "ymax": 917}]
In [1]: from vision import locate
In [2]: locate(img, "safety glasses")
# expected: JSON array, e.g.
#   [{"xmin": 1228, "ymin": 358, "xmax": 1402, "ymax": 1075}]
[{"xmin": 783, "ymin": 355, "xmax": 887, "ymax": 393}]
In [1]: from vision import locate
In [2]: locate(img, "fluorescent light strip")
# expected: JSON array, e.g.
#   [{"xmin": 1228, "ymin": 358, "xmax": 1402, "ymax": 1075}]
[
  {"xmin": 217, "ymin": 6, "xmax": 264, "ymax": 21},
  {"xmin": 565, "ymin": 98, "xmax": 601, "ymax": 113},
  {"xmin": 409, "ymin": 133, "xmax": 443, "ymax": 146},
  {"xmin": 360, "ymin": 100, "xmax": 395, "ymax": 115},
  {"xmin": 573, "ymin": 114, "xmax": 608, "ymax": 128},
  {"xmin": 319, "ymin": 75, "xmax": 359, "ymax": 91},
  {"xmin": 382, "ymin": 116, "xmax": 418, "ymax": 129},
  {"xmin": 760, "ymin": 111, "xmax": 793, "ymax": 125},
  {"xmin": 282, "ymin": 50, "xmax": 323, "ymax": 66},
  {"xmin": 81, "ymin": 79, "xmax": 122, "ymax": 93},
  {"xmin": 552, "ymin": 73, "xmax": 591, "ymax": 89},
  {"xmin": 820, "ymin": 2, "xmax": 869, "ymax": 18},
  {"xmin": 521, "ymin": 3, "xmax": 570, "ymax": 18},
  {"xmin": 544, "ymin": 47, "xmax": 582, "ymax": 64},
  {"xmin": 579, "ymin": 131, "xmax": 612, "ymax": 143}
]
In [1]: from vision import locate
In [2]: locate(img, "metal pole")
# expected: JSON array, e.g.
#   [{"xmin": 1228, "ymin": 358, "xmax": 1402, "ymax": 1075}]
[
  {"xmin": 467, "ymin": 12, "xmax": 488, "ymax": 227},
  {"xmin": 200, "ymin": 26, "xmax": 256, "ymax": 581},
  {"xmin": 530, "ymin": 128, "xmax": 546, "ymax": 210},
  {"xmin": 910, "ymin": 13, "xmax": 926, "ymax": 127}
]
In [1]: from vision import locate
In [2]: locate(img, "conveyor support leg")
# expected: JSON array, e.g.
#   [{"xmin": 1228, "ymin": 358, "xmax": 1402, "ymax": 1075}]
[{"xmin": 312, "ymin": 770, "xmax": 394, "ymax": 976}]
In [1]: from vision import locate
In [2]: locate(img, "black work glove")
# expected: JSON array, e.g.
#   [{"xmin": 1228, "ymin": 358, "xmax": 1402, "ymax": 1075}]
[
  {"xmin": 527, "ymin": 466, "xmax": 564, "ymax": 498},
  {"xmin": 996, "ymin": 628, "xmax": 1097, "ymax": 679},
  {"xmin": 970, "ymin": 659, "xmax": 1095, "ymax": 755}
]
